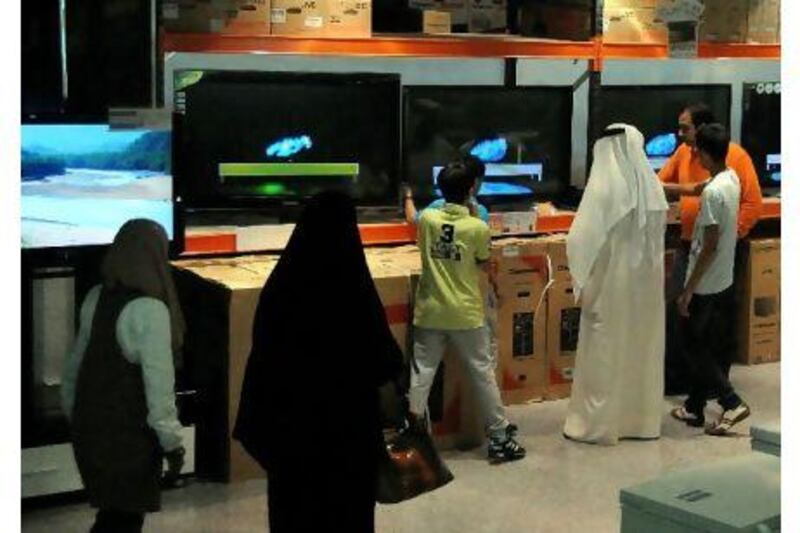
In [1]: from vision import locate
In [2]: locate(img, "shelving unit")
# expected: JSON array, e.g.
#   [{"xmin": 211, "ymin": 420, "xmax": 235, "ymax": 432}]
[{"xmin": 166, "ymin": 32, "xmax": 781, "ymax": 254}]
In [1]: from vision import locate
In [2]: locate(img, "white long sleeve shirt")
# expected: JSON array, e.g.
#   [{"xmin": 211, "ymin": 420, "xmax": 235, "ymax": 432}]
[{"xmin": 61, "ymin": 285, "xmax": 183, "ymax": 452}]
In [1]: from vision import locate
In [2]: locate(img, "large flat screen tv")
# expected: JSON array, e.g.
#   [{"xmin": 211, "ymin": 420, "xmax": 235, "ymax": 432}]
[
  {"xmin": 21, "ymin": 122, "xmax": 174, "ymax": 250},
  {"xmin": 741, "ymin": 81, "xmax": 780, "ymax": 190},
  {"xmin": 594, "ymin": 84, "xmax": 732, "ymax": 172},
  {"xmin": 403, "ymin": 86, "xmax": 573, "ymax": 204},
  {"xmin": 173, "ymin": 70, "xmax": 401, "ymax": 208}
]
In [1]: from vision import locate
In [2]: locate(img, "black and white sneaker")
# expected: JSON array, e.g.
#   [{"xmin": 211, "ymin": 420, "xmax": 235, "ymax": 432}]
[{"xmin": 488, "ymin": 426, "xmax": 526, "ymax": 464}]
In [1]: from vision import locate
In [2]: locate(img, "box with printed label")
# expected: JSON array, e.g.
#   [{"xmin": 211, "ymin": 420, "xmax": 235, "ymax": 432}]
[
  {"xmin": 325, "ymin": 0, "xmax": 371, "ymax": 37},
  {"xmin": 699, "ymin": 0, "xmax": 748, "ymax": 43},
  {"xmin": 494, "ymin": 275, "xmax": 548, "ymax": 404},
  {"xmin": 546, "ymin": 281, "xmax": 580, "ymax": 400},
  {"xmin": 223, "ymin": 0, "xmax": 271, "ymax": 33},
  {"xmin": 423, "ymin": 10, "xmax": 452, "ymax": 33},
  {"xmin": 162, "ymin": 1, "xmax": 234, "ymax": 33},
  {"xmin": 270, "ymin": 0, "xmax": 327, "ymax": 36},
  {"xmin": 468, "ymin": 0, "xmax": 507, "ymax": 33},
  {"xmin": 603, "ymin": 7, "xmax": 668, "ymax": 44},
  {"xmin": 747, "ymin": 0, "xmax": 780, "ymax": 43},
  {"xmin": 738, "ymin": 239, "xmax": 780, "ymax": 364},
  {"xmin": 546, "ymin": 234, "xmax": 571, "ymax": 284}
]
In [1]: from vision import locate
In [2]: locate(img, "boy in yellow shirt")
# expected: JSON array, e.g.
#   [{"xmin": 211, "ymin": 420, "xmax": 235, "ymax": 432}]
[{"xmin": 409, "ymin": 162, "xmax": 525, "ymax": 464}]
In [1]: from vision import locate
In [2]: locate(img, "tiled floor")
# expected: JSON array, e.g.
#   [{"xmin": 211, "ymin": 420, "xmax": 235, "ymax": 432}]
[{"xmin": 22, "ymin": 363, "xmax": 780, "ymax": 532}]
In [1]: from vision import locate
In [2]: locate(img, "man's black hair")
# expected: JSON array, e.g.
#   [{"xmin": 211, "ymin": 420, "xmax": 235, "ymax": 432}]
[
  {"xmin": 461, "ymin": 154, "xmax": 486, "ymax": 181},
  {"xmin": 695, "ymin": 123, "xmax": 730, "ymax": 163},
  {"xmin": 684, "ymin": 103, "xmax": 716, "ymax": 129},
  {"xmin": 437, "ymin": 162, "xmax": 475, "ymax": 204}
]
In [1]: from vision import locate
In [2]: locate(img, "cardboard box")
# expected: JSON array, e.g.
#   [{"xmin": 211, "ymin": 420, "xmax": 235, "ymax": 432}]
[
  {"xmin": 603, "ymin": 7, "xmax": 668, "ymax": 44},
  {"xmin": 546, "ymin": 234, "xmax": 571, "ymax": 284},
  {"xmin": 491, "ymin": 239, "xmax": 550, "ymax": 404},
  {"xmin": 468, "ymin": 0, "xmax": 507, "ymax": 33},
  {"xmin": 162, "ymin": 1, "xmax": 233, "ymax": 33},
  {"xmin": 747, "ymin": 0, "xmax": 780, "ymax": 43},
  {"xmin": 699, "ymin": 0, "xmax": 748, "ymax": 43},
  {"xmin": 270, "ymin": 0, "xmax": 327, "ymax": 36},
  {"xmin": 494, "ymin": 274, "xmax": 548, "ymax": 404},
  {"xmin": 439, "ymin": 0, "xmax": 469, "ymax": 27},
  {"xmin": 491, "ymin": 237, "xmax": 550, "ymax": 280},
  {"xmin": 423, "ymin": 10, "xmax": 452, "ymax": 33},
  {"xmin": 223, "ymin": 0, "xmax": 271, "ymax": 33},
  {"xmin": 546, "ymin": 281, "xmax": 580, "ymax": 400},
  {"xmin": 372, "ymin": 269, "xmax": 412, "ymax": 355},
  {"xmin": 326, "ymin": 0, "xmax": 371, "ymax": 37},
  {"xmin": 738, "ymin": 239, "xmax": 780, "ymax": 364}
]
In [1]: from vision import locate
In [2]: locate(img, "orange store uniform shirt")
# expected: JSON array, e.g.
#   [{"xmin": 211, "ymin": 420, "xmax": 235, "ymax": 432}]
[{"xmin": 659, "ymin": 142, "xmax": 763, "ymax": 241}]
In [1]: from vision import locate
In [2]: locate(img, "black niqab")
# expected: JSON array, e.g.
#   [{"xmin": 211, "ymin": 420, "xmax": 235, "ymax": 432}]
[{"xmin": 234, "ymin": 191, "xmax": 403, "ymax": 532}]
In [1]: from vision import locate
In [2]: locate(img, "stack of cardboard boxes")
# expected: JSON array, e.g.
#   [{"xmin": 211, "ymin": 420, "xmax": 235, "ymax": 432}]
[
  {"xmin": 737, "ymin": 239, "xmax": 781, "ymax": 365},
  {"xmin": 162, "ymin": 0, "xmax": 371, "ymax": 37},
  {"xmin": 600, "ymin": 0, "xmax": 781, "ymax": 44},
  {"xmin": 409, "ymin": 0, "xmax": 507, "ymax": 33}
]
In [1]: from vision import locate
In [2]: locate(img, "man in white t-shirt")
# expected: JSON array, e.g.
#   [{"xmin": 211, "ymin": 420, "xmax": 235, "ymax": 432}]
[{"xmin": 670, "ymin": 123, "xmax": 751, "ymax": 436}]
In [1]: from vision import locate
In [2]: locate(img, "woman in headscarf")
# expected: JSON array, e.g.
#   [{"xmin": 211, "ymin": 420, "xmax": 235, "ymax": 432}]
[
  {"xmin": 61, "ymin": 219, "xmax": 186, "ymax": 533},
  {"xmin": 563, "ymin": 124, "xmax": 669, "ymax": 445},
  {"xmin": 234, "ymin": 191, "xmax": 404, "ymax": 532}
]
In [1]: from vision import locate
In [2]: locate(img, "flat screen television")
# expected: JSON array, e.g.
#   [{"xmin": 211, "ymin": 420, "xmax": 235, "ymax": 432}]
[
  {"xmin": 173, "ymin": 70, "xmax": 401, "ymax": 208},
  {"xmin": 403, "ymin": 86, "xmax": 573, "ymax": 204},
  {"xmin": 21, "ymin": 122, "xmax": 175, "ymax": 250},
  {"xmin": 594, "ymin": 85, "xmax": 732, "ymax": 172},
  {"xmin": 741, "ymin": 81, "xmax": 781, "ymax": 190}
]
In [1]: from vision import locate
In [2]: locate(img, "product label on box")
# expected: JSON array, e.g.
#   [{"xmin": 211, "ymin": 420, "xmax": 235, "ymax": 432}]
[
  {"xmin": 503, "ymin": 246, "xmax": 521, "ymax": 258},
  {"xmin": 271, "ymin": 8, "xmax": 287, "ymax": 23},
  {"xmin": 560, "ymin": 307, "xmax": 581, "ymax": 352},
  {"xmin": 305, "ymin": 16, "xmax": 324, "ymax": 27}
]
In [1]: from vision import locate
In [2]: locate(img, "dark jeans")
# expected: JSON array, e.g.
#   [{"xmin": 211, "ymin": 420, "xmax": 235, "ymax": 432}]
[
  {"xmin": 681, "ymin": 286, "xmax": 743, "ymax": 416},
  {"xmin": 90, "ymin": 509, "xmax": 144, "ymax": 533},
  {"xmin": 666, "ymin": 240, "xmax": 746, "ymax": 394}
]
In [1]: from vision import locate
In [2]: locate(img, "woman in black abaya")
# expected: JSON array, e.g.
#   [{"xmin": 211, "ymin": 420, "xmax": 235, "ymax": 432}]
[{"xmin": 234, "ymin": 191, "xmax": 404, "ymax": 532}]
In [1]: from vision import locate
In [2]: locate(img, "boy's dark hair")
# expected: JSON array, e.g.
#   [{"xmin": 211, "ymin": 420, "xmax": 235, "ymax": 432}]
[
  {"xmin": 684, "ymin": 103, "xmax": 716, "ymax": 129},
  {"xmin": 695, "ymin": 123, "xmax": 730, "ymax": 162},
  {"xmin": 461, "ymin": 154, "xmax": 486, "ymax": 181},
  {"xmin": 437, "ymin": 162, "xmax": 475, "ymax": 204}
]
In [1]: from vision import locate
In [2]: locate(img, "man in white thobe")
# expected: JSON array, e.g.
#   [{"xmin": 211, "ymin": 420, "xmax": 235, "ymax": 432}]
[{"xmin": 563, "ymin": 124, "xmax": 669, "ymax": 445}]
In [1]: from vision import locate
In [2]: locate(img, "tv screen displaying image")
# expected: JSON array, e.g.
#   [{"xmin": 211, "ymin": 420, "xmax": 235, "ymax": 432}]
[
  {"xmin": 403, "ymin": 86, "xmax": 573, "ymax": 202},
  {"xmin": 741, "ymin": 81, "xmax": 781, "ymax": 189},
  {"xmin": 173, "ymin": 70, "xmax": 401, "ymax": 207},
  {"xmin": 594, "ymin": 85, "xmax": 732, "ymax": 172},
  {"xmin": 432, "ymin": 162, "xmax": 544, "ymax": 197},
  {"xmin": 21, "ymin": 124, "xmax": 174, "ymax": 250}
]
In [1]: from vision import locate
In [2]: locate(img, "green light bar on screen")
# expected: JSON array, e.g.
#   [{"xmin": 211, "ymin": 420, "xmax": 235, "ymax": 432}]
[{"xmin": 219, "ymin": 162, "xmax": 360, "ymax": 180}]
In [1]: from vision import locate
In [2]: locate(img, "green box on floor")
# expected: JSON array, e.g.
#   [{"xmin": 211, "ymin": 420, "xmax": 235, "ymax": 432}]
[
  {"xmin": 751, "ymin": 422, "xmax": 781, "ymax": 457},
  {"xmin": 620, "ymin": 453, "xmax": 780, "ymax": 533}
]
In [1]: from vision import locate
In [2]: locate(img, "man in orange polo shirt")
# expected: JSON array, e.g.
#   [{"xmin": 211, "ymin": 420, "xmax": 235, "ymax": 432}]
[{"xmin": 660, "ymin": 103, "xmax": 763, "ymax": 392}]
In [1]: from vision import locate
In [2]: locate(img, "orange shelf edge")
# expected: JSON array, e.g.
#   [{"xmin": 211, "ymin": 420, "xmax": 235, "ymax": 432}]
[
  {"xmin": 164, "ymin": 32, "xmax": 779, "ymax": 62},
  {"xmin": 163, "ymin": 32, "xmax": 595, "ymax": 59},
  {"xmin": 601, "ymin": 41, "xmax": 780, "ymax": 60}
]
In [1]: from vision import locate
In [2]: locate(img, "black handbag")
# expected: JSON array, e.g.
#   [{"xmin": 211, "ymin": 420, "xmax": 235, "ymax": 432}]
[{"xmin": 376, "ymin": 359, "xmax": 454, "ymax": 504}]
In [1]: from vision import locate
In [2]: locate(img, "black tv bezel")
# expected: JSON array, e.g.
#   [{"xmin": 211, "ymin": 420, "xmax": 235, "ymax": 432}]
[
  {"xmin": 740, "ymin": 81, "xmax": 781, "ymax": 189},
  {"xmin": 592, "ymin": 83, "xmax": 734, "ymax": 149},
  {"xmin": 401, "ymin": 84, "xmax": 574, "ymax": 204},
  {"xmin": 172, "ymin": 69, "xmax": 403, "ymax": 210},
  {"xmin": 21, "ymin": 113, "xmax": 184, "ymax": 264}
]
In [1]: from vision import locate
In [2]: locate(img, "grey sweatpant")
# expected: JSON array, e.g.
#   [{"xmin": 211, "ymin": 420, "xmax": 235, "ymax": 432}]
[{"xmin": 409, "ymin": 325, "xmax": 509, "ymax": 439}]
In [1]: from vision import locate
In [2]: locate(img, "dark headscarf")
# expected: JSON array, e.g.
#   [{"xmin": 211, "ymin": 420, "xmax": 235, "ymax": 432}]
[
  {"xmin": 101, "ymin": 219, "xmax": 186, "ymax": 356},
  {"xmin": 234, "ymin": 191, "xmax": 403, "ymax": 470}
]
